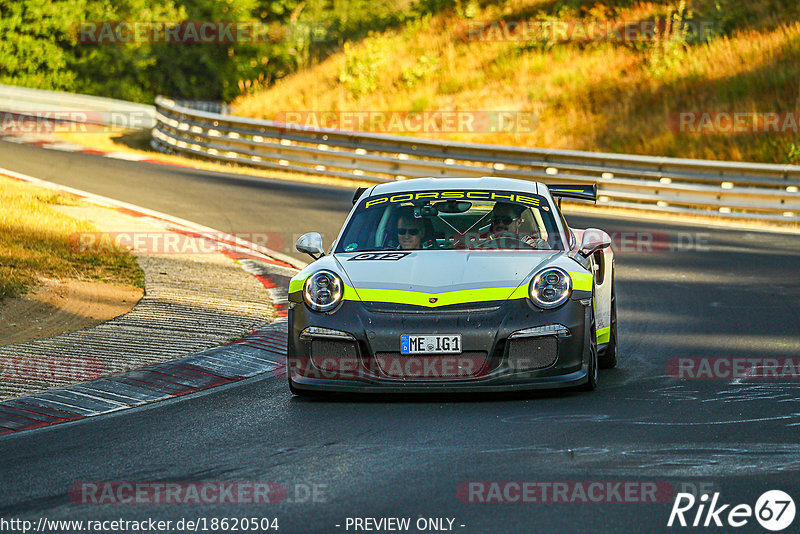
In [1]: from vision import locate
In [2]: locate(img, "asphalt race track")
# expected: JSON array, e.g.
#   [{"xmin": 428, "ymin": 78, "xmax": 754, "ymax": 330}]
[{"xmin": 2, "ymin": 139, "xmax": 800, "ymax": 533}]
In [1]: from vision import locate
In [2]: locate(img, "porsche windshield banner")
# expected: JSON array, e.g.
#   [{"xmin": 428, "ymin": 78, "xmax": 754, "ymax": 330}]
[{"xmin": 362, "ymin": 190, "xmax": 544, "ymax": 209}]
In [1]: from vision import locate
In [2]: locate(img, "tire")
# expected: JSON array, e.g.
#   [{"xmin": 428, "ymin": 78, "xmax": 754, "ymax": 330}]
[
  {"xmin": 599, "ymin": 275, "xmax": 618, "ymax": 369},
  {"xmin": 582, "ymin": 305, "xmax": 598, "ymax": 391}
]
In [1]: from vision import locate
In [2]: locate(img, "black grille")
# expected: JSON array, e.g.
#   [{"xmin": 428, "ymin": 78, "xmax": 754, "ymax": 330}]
[
  {"xmin": 507, "ymin": 336, "xmax": 558, "ymax": 370},
  {"xmin": 310, "ymin": 339, "xmax": 359, "ymax": 372}
]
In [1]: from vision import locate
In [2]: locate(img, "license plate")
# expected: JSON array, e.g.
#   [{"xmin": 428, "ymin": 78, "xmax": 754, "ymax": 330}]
[{"xmin": 401, "ymin": 334, "xmax": 462, "ymax": 354}]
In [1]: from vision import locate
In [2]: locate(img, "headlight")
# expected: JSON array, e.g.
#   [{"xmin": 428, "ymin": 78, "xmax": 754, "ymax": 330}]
[
  {"xmin": 303, "ymin": 270, "xmax": 343, "ymax": 312},
  {"xmin": 529, "ymin": 267, "xmax": 572, "ymax": 309}
]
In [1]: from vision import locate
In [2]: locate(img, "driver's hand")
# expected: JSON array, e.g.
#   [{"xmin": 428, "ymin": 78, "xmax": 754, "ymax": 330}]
[{"xmin": 520, "ymin": 235, "xmax": 547, "ymax": 249}]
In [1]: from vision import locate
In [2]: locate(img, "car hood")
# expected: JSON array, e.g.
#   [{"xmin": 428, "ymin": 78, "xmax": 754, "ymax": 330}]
[{"xmin": 335, "ymin": 250, "xmax": 560, "ymax": 305}]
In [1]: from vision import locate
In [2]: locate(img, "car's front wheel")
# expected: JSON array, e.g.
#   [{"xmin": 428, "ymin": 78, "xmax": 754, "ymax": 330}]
[{"xmin": 599, "ymin": 274, "xmax": 618, "ymax": 369}]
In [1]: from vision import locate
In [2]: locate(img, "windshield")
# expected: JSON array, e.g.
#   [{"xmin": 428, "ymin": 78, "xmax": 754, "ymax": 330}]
[{"xmin": 335, "ymin": 189, "xmax": 563, "ymax": 253}]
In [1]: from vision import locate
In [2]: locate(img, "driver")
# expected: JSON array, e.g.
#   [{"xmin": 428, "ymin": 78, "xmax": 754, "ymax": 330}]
[
  {"xmin": 490, "ymin": 202, "xmax": 524, "ymax": 234},
  {"xmin": 481, "ymin": 202, "xmax": 546, "ymax": 249}
]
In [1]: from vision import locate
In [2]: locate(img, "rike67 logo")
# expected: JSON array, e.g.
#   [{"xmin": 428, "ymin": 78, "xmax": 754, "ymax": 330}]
[{"xmin": 668, "ymin": 490, "xmax": 796, "ymax": 531}]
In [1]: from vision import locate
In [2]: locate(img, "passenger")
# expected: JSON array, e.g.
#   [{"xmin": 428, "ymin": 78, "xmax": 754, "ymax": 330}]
[{"xmin": 393, "ymin": 206, "xmax": 438, "ymax": 250}]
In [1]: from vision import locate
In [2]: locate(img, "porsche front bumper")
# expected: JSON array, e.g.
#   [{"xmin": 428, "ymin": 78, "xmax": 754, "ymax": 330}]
[{"xmin": 287, "ymin": 296, "xmax": 593, "ymax": 393}]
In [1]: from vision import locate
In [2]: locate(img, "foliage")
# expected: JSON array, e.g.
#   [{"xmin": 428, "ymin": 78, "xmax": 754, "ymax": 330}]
[
  {"xmin": 401, "ymin": 53, "xmax": 439, "ymax": 88},
  {"xmin": 0, "ymin": 0, "xmax": 83, "ymax": 91},
  {"xmin": 234, "ymin": 0, "xmax": 800, "ymax": 164},
  {"xmin": 0, "ymin": 0, "xmax": 442, "ymax": 102},
  {"xmin": 645, "ymin": 1, "xmax": 694, "ymax": 80},
  {"xmin": 338, "ymin": 37, "xmax": 392, "ymax": 98},
  {"xmin": 788, "ymin": 143, "xmax": 800, "ymax": 165}
]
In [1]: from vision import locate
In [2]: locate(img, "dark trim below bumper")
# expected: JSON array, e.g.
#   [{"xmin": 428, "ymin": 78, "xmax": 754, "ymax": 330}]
[{"xmin": 289, "ymin": 365, "xmax": 590, "ymax": 394}]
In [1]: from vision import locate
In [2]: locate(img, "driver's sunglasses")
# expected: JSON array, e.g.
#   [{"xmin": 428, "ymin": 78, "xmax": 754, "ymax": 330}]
[
  {"xmin": 397, "ymin": 228, "xmax": 421, "ymax": 236},
  {"xmin": 492, "ymin": 216, "xmax": 517, "ymax": 225}
]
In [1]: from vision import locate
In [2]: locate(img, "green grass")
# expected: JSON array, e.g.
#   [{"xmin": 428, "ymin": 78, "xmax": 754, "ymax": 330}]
[{"xmin": 0, "ymin": 177, "xmax": 144, "ymax": 299}]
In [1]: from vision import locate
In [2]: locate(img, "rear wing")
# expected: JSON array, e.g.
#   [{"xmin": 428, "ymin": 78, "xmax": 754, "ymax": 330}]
[{"xmin": 547, "ymin": 184, "xmax": 597, "ymax": 203}]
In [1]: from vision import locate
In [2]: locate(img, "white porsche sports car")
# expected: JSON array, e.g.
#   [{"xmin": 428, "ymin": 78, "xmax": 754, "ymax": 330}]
[{"xmin": 287, "ymin": 177, "xmax": 616, "ymax": 394}]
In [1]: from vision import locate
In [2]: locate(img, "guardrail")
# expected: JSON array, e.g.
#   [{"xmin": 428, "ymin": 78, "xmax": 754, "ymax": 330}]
[
  {"xmin": 0, "ymin": 84, "xmax": 155, "ymax": 129},
  {"xmin": 0, "ymin": 85, "xmax": 791, "ymax": 223},
  {"xmin": 151, "ymin": 97, "xmax": 800, "ymax": 222}
]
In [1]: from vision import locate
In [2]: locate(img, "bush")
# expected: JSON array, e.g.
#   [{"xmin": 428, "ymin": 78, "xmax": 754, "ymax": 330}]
[
  {"xmin": 338, "ymin": 37, "xmax": 392, "ymax": 98},
  {"xmin": 401, "ymin": 53, "xmax": 439, "ymax": 88}
]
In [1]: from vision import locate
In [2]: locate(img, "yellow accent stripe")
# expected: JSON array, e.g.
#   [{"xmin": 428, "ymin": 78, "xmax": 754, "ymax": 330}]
[
  {"xmin": 508, "ymin": 284, "xmax": 530, "ymax": 300},
  {"xmin": 567, "ymin": 271, "xmax": 592, "ymax": 292},
  {"xmin": 292, "ymin": 269, "xmax": 592, "ymax": 306},
  {"xmin": 596, "ymin": 326, "xmax": 610, "ymax": 344},
  {"xmin": 347, "ymin": 286, "xmax": 516, "ymax": 307},
  {"xmin": 288, "ymin": 275, "xmax": 310, "ymax": 293}
]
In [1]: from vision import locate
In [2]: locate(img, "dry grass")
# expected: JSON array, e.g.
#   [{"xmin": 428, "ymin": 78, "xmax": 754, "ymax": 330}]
[
  {"xmin": 233, "ymin": 0, "xmax": 800, "ymax": 163},
  {"xmin": 0, "ymin": 177, "xmax": 144, "ymax": 299}
]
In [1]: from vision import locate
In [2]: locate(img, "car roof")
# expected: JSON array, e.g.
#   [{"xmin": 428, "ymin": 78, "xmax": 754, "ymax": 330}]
[{"xmin": 368, "ymin": 177, "xmax": 542, "ymax": 196}]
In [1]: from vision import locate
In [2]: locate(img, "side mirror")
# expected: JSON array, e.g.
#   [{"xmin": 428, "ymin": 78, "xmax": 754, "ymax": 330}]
[
  {"xmin": 352, "ymin": 186, "xmax": 367, "ymax": 205},
  {"xmin": 296, "ymin": 232, "xmax": 324, "ymax": 259},
  {"xmin": 579, "ymin": 229, "xmax": 611, "ymax": 257}
]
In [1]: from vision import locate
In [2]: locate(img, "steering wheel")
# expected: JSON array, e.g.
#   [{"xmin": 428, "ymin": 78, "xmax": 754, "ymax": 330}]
[{"xmin": 475, "ymin": 232, "xmax": 537, "ymax": 250}]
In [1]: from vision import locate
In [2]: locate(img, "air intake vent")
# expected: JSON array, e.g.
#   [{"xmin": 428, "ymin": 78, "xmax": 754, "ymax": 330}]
[
  {"xmin": 310, "ymin": 339, "xmax": 359, "ymax": 372},
  {"xmin": 507, "ymin": 336, "xmax": 558, "ymax": 370}
]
